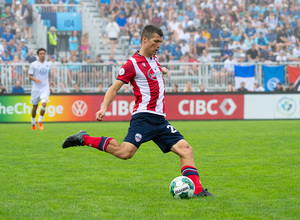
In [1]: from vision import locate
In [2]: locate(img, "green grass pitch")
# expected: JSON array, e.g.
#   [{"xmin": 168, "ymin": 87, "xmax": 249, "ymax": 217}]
[{"xmin": 0, "ymin": 120, "xmax": 299, "ymax": 219}]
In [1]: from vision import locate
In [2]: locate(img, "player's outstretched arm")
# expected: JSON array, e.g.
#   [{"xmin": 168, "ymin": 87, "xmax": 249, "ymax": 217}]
[{"xmin": 96, "ymin": 80, "xmax": 125, "ymax": 121}]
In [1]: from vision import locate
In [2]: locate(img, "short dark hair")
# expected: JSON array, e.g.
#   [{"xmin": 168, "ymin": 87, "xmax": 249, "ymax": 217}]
[
  {"xmin": 141, "ymin": 25, "xmax": 163, "ymax": 41},
  {"xmin": 37, "ymin": 48, "xmax": 46, "ymax": 55}
]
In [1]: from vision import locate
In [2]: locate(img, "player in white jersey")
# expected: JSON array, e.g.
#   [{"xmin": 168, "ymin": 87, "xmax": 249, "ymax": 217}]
[
  {"xmin": 28, "ymin": 48, "xmax": 52, "ymax": 130},
  {"xmin": 62, "ymin": 25, "xmax": 213, "ymax": 197}
]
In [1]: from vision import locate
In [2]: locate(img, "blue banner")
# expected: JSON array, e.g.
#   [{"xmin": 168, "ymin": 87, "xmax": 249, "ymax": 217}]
[
  {"xmin": 56, "ymin": 12, "xmax": 82, "ymax": 31},
  {"xmin": 263, "ymin": 65, "xmax": 285, "ymax": 91},
  {"xmin": 234, "ymin": 65, "xmax": 255, "ymax": 91},
  {"xmin": 41, "ymin": 13, "xmax": 57, "ymax": 29}
]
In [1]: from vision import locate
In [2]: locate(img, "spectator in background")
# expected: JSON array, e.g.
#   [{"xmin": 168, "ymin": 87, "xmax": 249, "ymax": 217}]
[
  {"xmin": 116, "ymin": 11, "xmax": 128, "ymax": 36},
  {"xmin": 5, "ymin": 6, "xmax": 15, "ymax": 22},
  {"xmin": 80, "ymin": 32, "xmax": 89, "ymax": 62},
  {"xmin": 71, "ymin": 83, "xmax": 84, "ymax": 93},
  {"xmin": 253, "ymin": 81, "xmax": 265, "ymax": 92},
  {"xmin": 57, "ymin": 81, "xmax": 70, "ymax": 93},
  {"xmin": 211, "ymin": 56, "xmax": 225, "ymax": 87},
  {"xmin": 247, "ymin": 43, "xmax": 259, "ymax": 62},
  {"xmin": 2, "ymin": 49, "xmax": 13, "ymax": 63},
  {"xmin": 285, "ymin": 82, "xmax": 295, "ymax": 92},
  {"xmin": 195, "ymin": 31, "xmax": 207, "ymax": 56},
  {"xmin": 276, "ymin": 27, "xmax": 290, "ymax": 52},
  {"xmin": 168, "ymin": 17, "xmax": 180, "ymax": 41},
  {"xmin": 130, "ymin": 31, "xmax": 141, "ymax": 54},
  {"xmin": 256, "ymin": 32, "xmax": 269, "ymax": 59},
  {"xmin": 209, "ymin": 22, "xmax": 220, "ymax": 47},
  {"xmin": 199, "ymin": 49, "xmax": 212, "ymax": 64},
  {"xmin": 184, "ymin": 81, "xmax": 193, "ymax": 92},
  {"xmin": 25, "ymin": 48, "xmax": 36, "ymax": 63},
  {"xmin": 223, "ymin": 54, "xmax": 236, "ymax": 82},
  {"xmin": 244, "ymin": 21, "xmax": 256, "ymax": 41},
  {"xmin": 237, "ymin": 82, "xmax": 248, "ymax": 93},
  {"xmin": 11, "ymin": 80, "xmax": 25, "ymax": 93},
  {"xmin": 287, "ymin": 47, "xmax": 299, "ymax": 61},
  {"xmin": 275, "ymin": 50, "xmax": 288, "ymax": 62},
  {"xmin": 23, "ymin": 5, "xmax": 35, "ymax": 43},
  {"xmin": 96, "ymin": 83, "xmax": 104, "ymax": 93},
  {"xmin": 2, "ymin": 26, "xmax": 14, "ymax": 44},
  {"xmin": 185, "ymin": 4, "xmax": 196, "ymax": 20},
  {"xmin": 13, "ymin": 1, "xmax": 22, "ymax": 22},
  {"xmin": 68, "ymin": 55, "xmax": 81, "ymax": 83},
  {"xmin": 265, "ymin": 10, "xmax": 278, "ymax": 30},
  {"xmin": 0, "ymin": 83, "xmax": 7, "ymax": 94},
  {"xmin": 14, "ymin": 28, "xmax": 22, "ymax": 44},
  {"xmin": 186, "ymin": 20, "xmax": 197, "ymax": 38},
  {"xmin": 106, "ymin": 18, "xmax": 120, "ymax": 55},
  {"xmin": 150, "ymin": 9, "xmax": 163, "ymax": 27},
  {"xmin": 265, "ymin": 28, "xmax": 276, "ymax": 51},
  {"xmin": 219, "ymin": 27, "xmax": 231, "ymax": 49},
  {"xmin": 12, "ymin": 55, "xmax": 23, "ymax": 81},
  {"xmin": 293, "ymin": 44, "xmax": 300, "ymax": 58},
  {"xmin": 265, "ymin": 49, "xmax": 276, "ymax": 63},
  {"xmin": 0, "ymin": 38, "xmax": 5, "ymax": 57},
  {"xmin": 179, "ymin": 39, "xmax": 190, "ymax": 55},
  {"xmin": 170, "ymin": 45, "xmax": 182, "ymax": 62},
  {"xmin": 47, "ymin": 26, "xmax": 57, "ymax": 60},
  {"xmin": 225, "ymin": 82, "xmax": 236, "ymax": 92},
  {"xmin": 68, "ymin": 31, "xmax": 78, "ymax": 58},
  {"xmin": 99, "ymin": 0, "xmax": 110, "ymax": 17},
  {"xmin": 274, "ymin": 82, "xmax": 285, "ymax": 92},
  {"xmin": 197, "ymin": 84, "xmax": 207, "ymax": 92},
  {"xmin": 171, "ymin": 84, "xmax": 179, "ymax": 92},
  {"xmin": 127, "ymin": 11, "xmax": 141, "ymax": 36},
  {"xmin": 104, "ymin": 54, "xmax": 117, "ymax": 85},
  {"xmin": 109, "ymin": 0, "xmax": 122, "ymax": 19},
  {"xmin": 221, "ymin": 44, "xmax": 232, "ymax": 62}
]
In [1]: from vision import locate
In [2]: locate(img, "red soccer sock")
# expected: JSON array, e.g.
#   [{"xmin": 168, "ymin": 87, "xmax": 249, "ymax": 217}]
[
  {"xmin": 181, "ymin": 165, "xmax": 203, "ymax": 194},
  {"xmin": 83, "ymin": 135, "xmax": 113, "ymax": 152}
]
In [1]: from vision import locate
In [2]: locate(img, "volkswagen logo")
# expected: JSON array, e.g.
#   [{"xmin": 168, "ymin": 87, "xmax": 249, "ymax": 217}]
[{"xmin": 72, "ymin": 100, "xmax": 88, "ymax": 117}]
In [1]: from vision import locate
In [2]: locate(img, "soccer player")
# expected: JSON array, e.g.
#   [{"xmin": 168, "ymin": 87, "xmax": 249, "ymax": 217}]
[
  {"xmin": 62, "ymin": 25, "xmax": 214, "ymax": 197},
  {"xmin": 29, "ymin": 48, "xmax": 52, "ymax": 130}
]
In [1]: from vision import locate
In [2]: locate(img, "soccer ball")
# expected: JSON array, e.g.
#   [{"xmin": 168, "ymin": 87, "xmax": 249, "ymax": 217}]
[{"xmin": 169, "ymin": 176, "xmax": 195, "ymax": 199}]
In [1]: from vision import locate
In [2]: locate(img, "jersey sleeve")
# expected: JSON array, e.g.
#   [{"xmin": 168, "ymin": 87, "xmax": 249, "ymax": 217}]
[{"xmin": 116, "ymin": 60, "xmax": 136, "ymax": 84}]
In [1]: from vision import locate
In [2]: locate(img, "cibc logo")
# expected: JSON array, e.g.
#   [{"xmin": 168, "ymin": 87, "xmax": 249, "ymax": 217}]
[
  {"xmin": 219, "ymin": 99, "xmax": 237, "ymax": 115},
  {"xmin": 72, "ymin": 100, "xmax": 88, "ymax": 117},
  {"xmin": 178, "ymin": 98, "xmax": 237, "ymax": 116}
]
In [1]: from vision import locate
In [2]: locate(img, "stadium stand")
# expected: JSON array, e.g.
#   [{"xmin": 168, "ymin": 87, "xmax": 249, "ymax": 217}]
[{"xmin": 0, "ymin": 0, "xmax": 300, "ymax": 93}]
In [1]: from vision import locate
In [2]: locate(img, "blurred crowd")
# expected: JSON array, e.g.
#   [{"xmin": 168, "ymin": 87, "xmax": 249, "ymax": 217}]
[
  {"xmin": 1, "ymin": 0, "xmax": 300, "ymax": 94},
  {"xmin": 98, "ymin": 0, "xmax": 300, "ymax": 65}
]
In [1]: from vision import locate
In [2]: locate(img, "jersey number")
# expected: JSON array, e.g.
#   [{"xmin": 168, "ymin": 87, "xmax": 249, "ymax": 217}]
[{"xmin": 167, "ymin": 125, "xmax": 177, "ymax": 133}]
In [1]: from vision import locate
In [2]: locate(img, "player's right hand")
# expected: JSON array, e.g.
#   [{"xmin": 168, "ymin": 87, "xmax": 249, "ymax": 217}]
[
  {"xmin": 37, "ymin": 80, "xmax": 42, "ymax": 84},
  {"xmin": 96, "ymin": 109, "xmax": 106, "ymax": 121}
]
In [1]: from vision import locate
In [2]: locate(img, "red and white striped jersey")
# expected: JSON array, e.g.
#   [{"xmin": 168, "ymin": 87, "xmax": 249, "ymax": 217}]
[{"xmin": 116, "ymin": 52, "xmax": 166, "ymax": 116}]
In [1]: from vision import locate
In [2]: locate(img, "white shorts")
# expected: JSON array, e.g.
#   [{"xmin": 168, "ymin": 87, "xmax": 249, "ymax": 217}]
[{"xmin": 30, "ymin": 90, "xmax": 50, "ymax": 105}]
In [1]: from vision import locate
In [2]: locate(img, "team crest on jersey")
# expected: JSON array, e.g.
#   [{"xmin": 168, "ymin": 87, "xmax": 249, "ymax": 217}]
[
  {"xmin": 135, "ymin": 133, "xmax": 142, "ymax": 142},
  {"xmin": 147, "ymin": 66, "xmax": 162, "ymax": 80},
  {"xmin": 142, "ymin": 62, "xmax": 146, "ymax": 67},
  {"xmin": 119, "ymin": 68, "xmax": 125, "ymax": 75}
]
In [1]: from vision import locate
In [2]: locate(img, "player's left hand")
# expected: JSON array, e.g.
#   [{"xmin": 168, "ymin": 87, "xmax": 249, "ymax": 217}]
[{"xmin": 161, "ymin": 67, "xmax": 168, "ymax": 75}]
